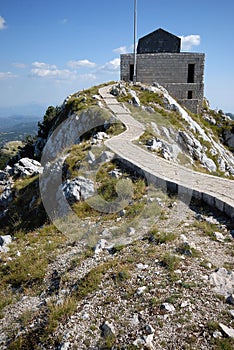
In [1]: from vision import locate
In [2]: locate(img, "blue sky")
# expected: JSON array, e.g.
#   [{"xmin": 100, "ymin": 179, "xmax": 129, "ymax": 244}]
[{"xmin": 0, "ymin": 0, "xmax": 234, "ymax": 117}]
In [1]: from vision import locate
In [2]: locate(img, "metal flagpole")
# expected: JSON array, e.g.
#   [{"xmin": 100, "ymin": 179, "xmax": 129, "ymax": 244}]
[{"xmin": 133, "ymin": 0, "xmax": 137, "ymax": 84}]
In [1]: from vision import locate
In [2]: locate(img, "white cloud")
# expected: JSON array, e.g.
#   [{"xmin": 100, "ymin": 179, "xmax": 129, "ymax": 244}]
[
  {"xmin": 0, "ymin": 16, "xmax": 6, "ymax": 30},
  {"xmin": 113, "ymin": 46, "xmax": 128, "ymax": 54},
  {"xmin": 31, "ymin": 62, "xmax": 75, "ymax": 80},
  {"xmin": 0, "ymin": 71, "xmax": 17, "ymax": 79},
  {"xmin": 12, "ymin": 62, "xmax": 27, "ymax": 69},
  {"xmin": 180, "ymin": 35, "xmax": 200, "ymax": 51},
  {"xmin": 67, "ymin": 59, "xmax": 96, "ymax": 68},
  {"xmin": 31, "ymin": 68, "xmax": 73, "ymax": 79},
  {"xmin": 32, "ymin": 61, "xmax": 57, "ymax": 69},
  {"xmin": 101, "ymin": 58, "xmax": 120, "ymax": 72},
  {"xmin": 78, "ymin": 73, "xmax": 97, "ymax": 81},
  {"xmin": 113, "ymin": 44, "xmax": 135, "ymax": 54}
]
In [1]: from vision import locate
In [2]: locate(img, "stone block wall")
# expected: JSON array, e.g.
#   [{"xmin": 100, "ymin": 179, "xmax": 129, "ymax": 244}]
[
  {"xmin": 118, "ymin": 157, "xmax": 234, "ymax": 219},
  {"xmin": 120, "ymin": 53, "xmax": 205, "ymax": 114}
]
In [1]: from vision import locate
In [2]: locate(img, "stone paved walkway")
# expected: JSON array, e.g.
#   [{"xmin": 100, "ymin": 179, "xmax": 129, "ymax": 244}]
[{"xmin": 99, "ymin": 85, "xmax": 234, "ymax": 219}]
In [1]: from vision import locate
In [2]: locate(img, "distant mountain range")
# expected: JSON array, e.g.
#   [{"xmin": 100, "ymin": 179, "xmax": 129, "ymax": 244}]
[
  {"xmin": 0, "ymin": 115, "xmax": 41, "ymax": 132},
  {"xmin": 0, "ymin": 114, "xmax": 42, "ymax": 148},
  {"xmin": 0, "ymin": 103, "xmax": 47, "ymax": 147},
  {"xmin": 0, "ymin": 103, "xmax": 46, "ymax": 119}
]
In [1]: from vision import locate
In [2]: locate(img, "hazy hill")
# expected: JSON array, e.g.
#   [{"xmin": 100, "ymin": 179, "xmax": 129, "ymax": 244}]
[
  {"xmin": 0, "ymin": 115, "xmax": 42, "ymax": 148},
  {"xmin": 0, "ymin": 115, "xmax": 39, "ymax": 131},
  {"xmin": 0, "ymin": 103, "xmax": 46, "ymax": 119}
]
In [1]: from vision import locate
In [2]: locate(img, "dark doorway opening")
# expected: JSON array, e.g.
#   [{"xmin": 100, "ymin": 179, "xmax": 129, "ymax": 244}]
[
  {"xmin": 187, "ymin": 64, "xmax": 195, "ymax": 83},
  {"xmin": 188, "ymin": 91, "xmax": 193, "ymax": 99},
  {"xmin": 130, "ymin": 64, "xmax": 134, "ymax": 81}
]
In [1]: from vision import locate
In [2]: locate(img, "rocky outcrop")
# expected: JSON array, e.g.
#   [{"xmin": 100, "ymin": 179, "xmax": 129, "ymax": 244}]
[
  {"xmin": 0, "ymin": 235, "xmax": 12, "ymax": 253},
  {"xmin": 0, "ymin": 158, "xmax": 43, "ymax": 219},
  {"xmin": 59, "ymin": 176, "xmax": 95, "ymax": 204},
  {"xmin": 110, "ymin": 83, "xmax": 127, "ymax": 98},
  {"xmin": 1, "ymin": 82, "xmax": 234, "ymax": 350},
  {"xmin": 223, "ymin": 128, "xmax": 234, "ymax": 149},
  {"xmin": 209, "ymin": 268, "xmax": 234, "ymax": 297},
  {"xmin": 113, "ymin": 82, "xmax": 234, "ymax": 176},
  {"xmin": 13, "ymin": 158, "xmax": 43, "ymax": 178},
  {"xmin": 0, "ymin": 182, "xmax": 13, "ymax": 210},
  {"xmin": 219, "ymin": 323, "xmax": 234, "ymax": 339},
  {"xmin": 92, "ymin": 131, "xmax": 109, "ymax": 144},
  {"xmin": 110, "ymin": 83, "xmax": 141, "ymax": 106},
  {"xmin": 146, "ymin": 137, "xmax": 180, "ymax": 161},
  {"xmin": 0, "ymin": 170, "xmax": 8, "ymax": 182}
]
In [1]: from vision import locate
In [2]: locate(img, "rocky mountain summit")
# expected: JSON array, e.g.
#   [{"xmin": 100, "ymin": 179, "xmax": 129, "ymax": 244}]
[
  {"xmin": 0, "ymin": 82, "xmax": 234, "ymax": 349},
  {"xmin": 111, "ymin": 82, "xmax": 234, "ymax": 176}
]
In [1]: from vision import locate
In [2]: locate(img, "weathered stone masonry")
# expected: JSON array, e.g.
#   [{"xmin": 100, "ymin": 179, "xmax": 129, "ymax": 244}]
[{"xmin": 120, "ymin": 28, "xmax": 205, "ymax": 114}]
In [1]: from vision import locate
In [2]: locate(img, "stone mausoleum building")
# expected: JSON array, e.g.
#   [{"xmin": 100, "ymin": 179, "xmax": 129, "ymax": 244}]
[{"xmin": 120, "ymin": 28, "xmax": 205, "ymax": 114}]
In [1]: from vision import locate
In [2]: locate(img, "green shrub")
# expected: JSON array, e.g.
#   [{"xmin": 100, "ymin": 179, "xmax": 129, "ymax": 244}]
[
  {"xmin": 161, "ymin": 253, "xmax": 180, "ymax": 271},
  {"xmin": 176, "ymin": 242, "xmax": 201, "ymax": 257},
  {"xmin": 148, "ymin": 229, "xmax": 177, "ymax": 244}
]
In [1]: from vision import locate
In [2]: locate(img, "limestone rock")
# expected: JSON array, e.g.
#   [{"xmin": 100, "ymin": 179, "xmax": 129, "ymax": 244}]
[
  {"xmin": 136, "ymin": 263, "xmax": 149, "ymax": 270},
  {"xmin": 13, "ymin": 157, "xmax": 43, "ymax": 178},
  {"xmin": 147, "ymin": 138, "xmax": 163, "ymax": 152},
  {"xmin": 0, "ymin": 183, "xmax": 13, "ymax": 209},
  {"xmin": 179, "ymin": 130, "xmax": 202, "ymax": 151},
  {"xmin": 0, "ymin": 208, "xmax": 8, "ymax": 220},
  {"xmin": 110, "ymin": 84, "xmax": 127, "ymax": 97},
  {"xmin": 93, "ymin": 131, "xmax": 109, "ymax": 141},
  {"xmin": 203, "ymin": 114, "xmax": 216, "ymax": 125},
  {"xmin": 60, "ymin": 342, "xmax": 70, "ymax": 350},
  {"xmin": 226, "ymin": 294, "xmax": 234, "ymax": 305},
  {"xmin": 130, "ymin": 314, "xmax": 139, "ymax": 326},
  {"xmin": 178, "ymin": 131, "xmax": 217, "ymax": 172},
  {"xmin": 127, "ymin": 227, "xmax": 136, "ymax": 236},
  {"xmin": 94, "ymin": 239, "xmax": 108, "ymax": 255},
  {"xmin": 101, "ymin": 228, "xmax": 111, "ymax": 238},
  {"xmin": 137, "ymin": 286, "xmax": 147, "ymax": 295},
  {"xmin": 218, "ymin": 157, "xmax": 226, "ymax": 172},
  {"xmin": 99, "ymin": 151, "xmax": 114, "ymax": 163},
  {"xmin": 209, "ymin": 268, "xmax": 234, "ymax": 297},
  {"xmin": 200, "ymin": 154, "xmax": 217, "ymax": 173},
  {"xmin": 213, "ymin": 330, "xmax": 222, "ymax": 339},
  {"xmin": 142, "ymin": 105, "xmax": 155, "ymax": 114},
  {"xmin": 92, "ymin": 94, "xmax": 101, "ymax": 101},
  {"xmin": 229, "ymin": 309, "xmax": 234, "ymax": 318},
  {"xmin": 110, "ymin": 86, "xmax": 120, "ymax": 96},
  {"xmin": 213, "ymin": 232, "xmax": 225, "ymax": 242},
  {"xmin": 109, "ymin": 169, "xmax": 122, "ymax": 178},
  {"xmin": 0, "ymin": 170, "xmax": 8, "ymax": 181},
  {"xmin": 100, "ymin": 320, "xmax": 115, "ymax": 337},
  {"xmin": 133, "ymin": 338, "xmax": 145, "ymax": 347},
  {"xmin": 223, "ymin": 129, "xmax": 234, "ymax": 148},
  {"xmin": 145, "ymin": 324, "xmax": 155, "ymax": 334},
  {"xmin": 129, "ymin": 89, "xmax": 141, "ymax": 107},
  {"xmin": 143, "ymin": 334, "xmax": 155, "ymax": 349},
  {"xmin": 87, "ymin": 150, "xmax": 96, "ymax": 164},
  {"xmin": 0, "ymin": 235, "xmax": 12, "ymax": 253},
  {"xmin": 219, "ymin": 323, "xmax": 234, "ymax": 338},
  {"xmin": 161, "ymin": 302, "xmax": 175, "ymax": 312},
  {"xmin": 61, "ymin": 176, "xmax": 94, "ymax": 203}
]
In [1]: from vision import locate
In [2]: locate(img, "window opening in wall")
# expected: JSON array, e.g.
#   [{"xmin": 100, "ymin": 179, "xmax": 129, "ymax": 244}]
[
  {"xmin": 130, "ymin": 64, "xmax": 134, "ymax": 81},
  {"xmin": 188, "ymin": 91, "xmax": 193, "ymax": 99},
  {"xmin": 187, "ymin": 64, "xmax": 195, "ymax": 83}
]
